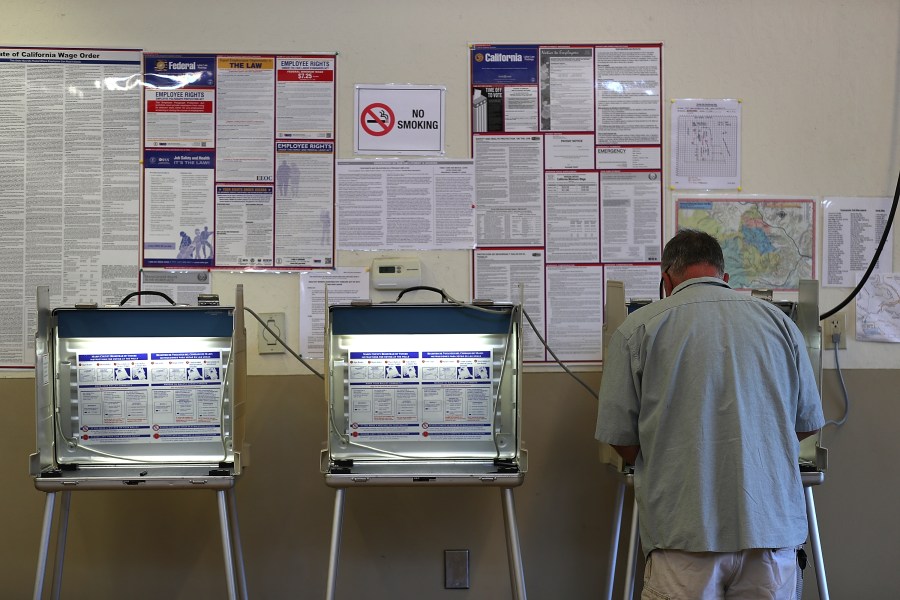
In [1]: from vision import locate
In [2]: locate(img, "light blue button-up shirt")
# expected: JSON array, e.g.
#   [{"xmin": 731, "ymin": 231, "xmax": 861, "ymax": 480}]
[{"xmin": 596, "ymin": 277, "xmax": 825, "ymax": 555}]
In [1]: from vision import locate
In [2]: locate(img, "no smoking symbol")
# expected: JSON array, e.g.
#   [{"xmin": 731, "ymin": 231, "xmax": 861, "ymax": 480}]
[{"xmin": 361, "ymin": 102, "xmax": 394, "ymax": 137}]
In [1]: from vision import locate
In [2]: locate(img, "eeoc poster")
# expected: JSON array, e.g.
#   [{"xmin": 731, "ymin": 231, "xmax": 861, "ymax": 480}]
[
  {"xmin": 142, "ymin": 53, "xmax": 337, "ymax": 270},
  {"xmin": 469, "ymin": 43, "xmax": 664, "ymax": 364}
]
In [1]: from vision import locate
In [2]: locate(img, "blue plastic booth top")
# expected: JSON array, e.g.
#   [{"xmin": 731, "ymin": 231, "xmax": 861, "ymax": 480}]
[
  {"xmin": 329, "ymin": 304, "xmax": 515, "ymax": 336},
  {"xmin": 54, "ymin": 307, "xmax": 235, "ymax": 338}
]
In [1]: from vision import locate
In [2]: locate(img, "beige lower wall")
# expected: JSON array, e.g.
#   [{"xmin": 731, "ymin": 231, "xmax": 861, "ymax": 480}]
[{"xmin": 2, "ymin": 370, "xmax": 896, "ymax": 598}]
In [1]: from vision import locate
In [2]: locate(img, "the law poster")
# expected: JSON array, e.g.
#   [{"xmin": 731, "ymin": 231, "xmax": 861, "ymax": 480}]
[{"xmin": 142, "ymin": 53, "xmax": 337, "ymax": 270}]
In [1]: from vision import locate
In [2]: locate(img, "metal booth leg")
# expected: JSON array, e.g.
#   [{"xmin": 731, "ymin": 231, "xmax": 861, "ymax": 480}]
[
  {"xmin": 225, "ymin": 488, "xmax": 249, "ymax": 600},
  {"xmin": 805, "ymin": 486, "xmax": 829, "ymax": 600},
  {"xmin": 226, "ymin": 487, "xmax": 249, "ymax": 600},
  {"xmin": 217, "ymin": 490, "xmax": 239, "ymax": 600},
  {"xmin": 604, "ymin": 480, "xmax": 627, "ymax": 600},
  {"xmin": 622, "ymin": 499, "xmax": 640, "ymax": 600},
  {"xmin": 326, "ymin": 488, "xmax": 346, "ymax": 600},
  {"xmin": 501, "ymin": 487, "xmax": 527, "ymax": 600},
  {"xmin": 34, "ymin": 492, "xmax": 57, "ymax": 600},
  {"xmin": 49, "ymin": 491, "xmax": 72, "ymax": 600}
]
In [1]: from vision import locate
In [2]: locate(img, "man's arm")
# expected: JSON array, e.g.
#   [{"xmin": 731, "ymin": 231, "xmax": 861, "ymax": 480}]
[{"xmin": 611, "ymin": 444, "xmax": 640, "ymax": 465}]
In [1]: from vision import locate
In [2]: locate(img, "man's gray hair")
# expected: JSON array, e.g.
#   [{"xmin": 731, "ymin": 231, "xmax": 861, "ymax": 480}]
[{"xmin": 661, "ymin": 229, "xmax": 726, "ymax": 277}]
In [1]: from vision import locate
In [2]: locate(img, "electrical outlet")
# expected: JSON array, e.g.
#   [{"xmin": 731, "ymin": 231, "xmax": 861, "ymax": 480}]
[
  {"xmin": 257, "ymin": 312, "xmax": 286, "ymax": 354},
  {"xmin": 823, "ymin": 313, "xmax": 847, "ymax": 349},
  {"xmin": 444, "ymin": 549, "xmax": 470, "ymax": 589}
]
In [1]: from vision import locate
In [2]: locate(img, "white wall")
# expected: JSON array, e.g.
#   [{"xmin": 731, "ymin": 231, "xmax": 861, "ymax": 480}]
[{"xmin": 2, "ymin": 0, "xmax": 898, "ymax": 374}]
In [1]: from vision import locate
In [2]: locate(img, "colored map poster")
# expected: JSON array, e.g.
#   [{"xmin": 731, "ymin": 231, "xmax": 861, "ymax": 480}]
[{"xmin": 675, "ymin": 198, "xmax": 815, "ymax": 290}]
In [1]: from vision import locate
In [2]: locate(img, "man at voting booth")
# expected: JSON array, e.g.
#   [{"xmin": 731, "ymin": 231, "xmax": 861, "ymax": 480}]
[{"xmin": 596, "ymin": 229, "xmax": 825, "ymax": 599}]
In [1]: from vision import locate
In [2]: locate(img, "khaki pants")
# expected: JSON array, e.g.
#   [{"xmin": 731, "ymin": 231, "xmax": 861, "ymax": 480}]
[{"xmin": 642, "ymin": 548, "xmax": 797, "ymax": 600}]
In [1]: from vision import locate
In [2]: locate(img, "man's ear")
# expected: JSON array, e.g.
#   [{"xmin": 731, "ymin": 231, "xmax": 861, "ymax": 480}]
[{"xmin": 722, "ymin": 273, "xmax": 730, "ymax": 284}]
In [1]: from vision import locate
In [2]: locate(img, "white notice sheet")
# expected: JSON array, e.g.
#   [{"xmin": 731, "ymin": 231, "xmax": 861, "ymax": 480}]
[
  {"xmin": 336, "ymin": 160, "xmax": 475, "ymax": 250},
  {"xmin": 546, "ymin": 265, "xmax": 604, "ymax": 362},
  {"xmin": 473, "ymin": 249, "xmax": 546, "ymax": 362},
  {"xmin": 604, "ymin": 264, "xmax": 662, "ymax": 303},
  {"xmin": 822, "ymin": 196, "xmax": 893, "ymax": 287},
  {"xmin": 545, "ymin": 134, "xmax": 594, "ymax": 170},
  {"xmin": 595, "ymin": 46, "xmax": 661, "ymax": 145},
  {"xmin": 504, "ymin": 86, "xmax": 539, "ymax": 132},
  {"xmin": 671, "ymin": 99, "xmax": 741, "ymax": 190},
  {"xmin": 545, "ymin": 172, "xmax": 599, "ymax": 263},
  {"xmin": 300, "ymin": 268, "xmax": 370, "ymax": 358},
  {"xmin": 473, "ymin": 135, "xmax": 544, "ymax": 247},
  {"xmin": 600, "ymin": 171, "xmax": 662, "ymax": 263}
]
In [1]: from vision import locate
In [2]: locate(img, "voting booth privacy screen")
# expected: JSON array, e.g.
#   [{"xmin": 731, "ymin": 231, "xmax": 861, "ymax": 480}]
[
  {"xmin": 32, "ymin": 287, "xmax": 246, "ymax": 483},
  {"xmin": 323, "ymin": 302, "xmax": 524, "ymax": 474}
]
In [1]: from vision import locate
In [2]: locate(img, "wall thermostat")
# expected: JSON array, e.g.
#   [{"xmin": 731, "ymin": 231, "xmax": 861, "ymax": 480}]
[{"xmin": 371, "ymin": 258, "xmax": 422, "ymax": 290}]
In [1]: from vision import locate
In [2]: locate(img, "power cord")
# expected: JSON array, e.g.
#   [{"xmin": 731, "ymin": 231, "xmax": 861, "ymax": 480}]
[
  {"xmin": 823, "ymin": 331, "xmax": 849, "ymax": 429},
  {"xmin": 243, "ymin": 306, "xmax": 323, "ymax": 379}
]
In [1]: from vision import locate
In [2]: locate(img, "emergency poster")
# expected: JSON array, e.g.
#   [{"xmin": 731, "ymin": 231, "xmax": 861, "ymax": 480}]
[
  {"xmin": 470, "ymin": 44, "xmax": 664, "ymax": 364},
  {"xmin": 347, "ymin": 349, "xmax": 493, "ymax": 441},
  {"xmin": 142, "ymin": 53, "xmax": 337, "ymax": 270},
  {"xmin": 75, "ymin": 350, "xmax": 225, "ymax": 444}
]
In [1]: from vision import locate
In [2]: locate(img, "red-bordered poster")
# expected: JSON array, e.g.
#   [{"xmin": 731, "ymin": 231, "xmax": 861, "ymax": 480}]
[
  {"xmin": 142, "ymin": 53, "xmax": 337, "ymax": 270},
  {"xmin": 470, "ymin": 43, "xmax": 664, "ymax": 363}
]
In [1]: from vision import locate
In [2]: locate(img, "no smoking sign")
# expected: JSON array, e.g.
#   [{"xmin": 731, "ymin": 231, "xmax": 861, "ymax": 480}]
[
  {"xmin": 360, "ymin": 102, "xmax": 394, "ymax": 137},
  {"xmin": 354, "ymin": 84, "xmax": 445, "ymax": 155}
]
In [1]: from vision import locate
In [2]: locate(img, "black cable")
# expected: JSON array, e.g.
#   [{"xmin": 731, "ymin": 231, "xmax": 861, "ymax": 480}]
[
  {"xmin": 521, "ymin": 308, "xmax": 599, "ymax": 400},
  {"xmin": 820, "ymin": 166, "xmax": 900, "ymax": 321},
  {"xmin": 395, "ymin": 286, "xmax": 451, "ymax": 302},
  {"xmin": 393, "ymin": 287, "xmax": 599, "ymax": 399},
  {"xmin": 119, "ymin": 290, "xmax": 176, "ymax": 306}
]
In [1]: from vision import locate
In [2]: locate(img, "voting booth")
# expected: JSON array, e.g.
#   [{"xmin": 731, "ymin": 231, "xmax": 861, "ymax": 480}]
[
  {"xmin": 600, "ymin": 280, "xmax": 830, "ymax": 600},
  {"xmin": 30, "ymin": 286, "xmax": 249, "ymax": 600},
  {"xmin": 321, "ymin": 301, "xmax": 527, "ymax": 599}
]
